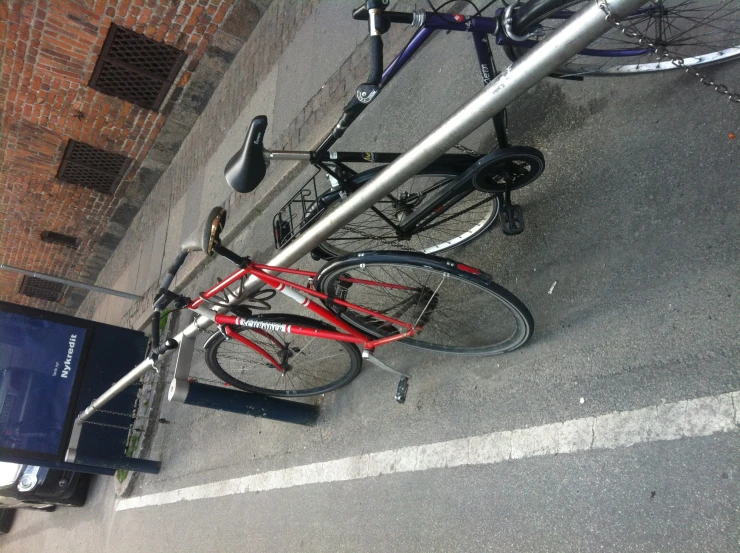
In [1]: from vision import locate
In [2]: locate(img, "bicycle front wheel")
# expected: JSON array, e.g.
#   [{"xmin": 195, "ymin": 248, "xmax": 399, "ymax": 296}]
[
  {"xmin": 509, "ymin": 0, "xmax": 740, "ymax": 76},
  {"xmin": 316, "ymin": 252, "xmax": 533, "ymax": 355},
  {"xmin": 204, "ymin": 314, "xmax": 361, "ymax": 397},
  {"xmin": 314, "ymin": 168, "xmax": 498, "ymax": 258}
]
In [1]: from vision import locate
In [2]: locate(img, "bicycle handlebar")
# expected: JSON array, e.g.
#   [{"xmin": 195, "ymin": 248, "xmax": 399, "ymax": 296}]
[
  {"xmin": 151, "ymin": 250, "xmax": 189, "ymax": 358},
  {"xmin": 368, "ymin": 35, "xmax": 383, "ymax": 85},
  {"xmin": 352, "ymin": 7, "xmax": 414, "ymax": 25},
  {"xmin": 159, "ymin": 250, "xmax": 189, "ymax": 296},
  {"xmin": 315, "ymin": 3, "xmax": 392, "ymax": 156}
]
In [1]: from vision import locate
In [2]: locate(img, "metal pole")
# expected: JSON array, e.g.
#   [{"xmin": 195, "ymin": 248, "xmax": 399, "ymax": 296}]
[
  {"xmin": 66, "ymin": 0, "xmax": 650, "ymax": 460},
  {"xmin": 0, "ymin": 263, "xmax": 144, "ymax": 301}
]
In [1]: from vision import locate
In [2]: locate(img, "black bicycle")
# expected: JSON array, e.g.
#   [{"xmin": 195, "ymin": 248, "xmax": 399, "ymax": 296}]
[{"xmin": 222, "ymin": 0, "xmax": 739, "ymax": 259}]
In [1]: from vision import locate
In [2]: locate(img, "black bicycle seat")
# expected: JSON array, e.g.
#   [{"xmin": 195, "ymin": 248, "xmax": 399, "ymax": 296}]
[{"xmin": 225, "ymin": 115, "xmax": 268, "ymax": 193}]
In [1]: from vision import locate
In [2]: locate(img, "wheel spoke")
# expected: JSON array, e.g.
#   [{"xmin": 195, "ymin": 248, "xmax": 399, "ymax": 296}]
[
  {"xmin": 321, "ymin": 258, "xmax": 532, "ymax": 355},
  {"xmin": 320, "ymin": 172, "xmax": 497, "ymax": 256},
  {"xmin": 523, "ymin": 0, "xmax": 740, "ymax": 75},
  {"xmin": 206, "ymin": 320, "xmax": 359, "ymax": 396}
]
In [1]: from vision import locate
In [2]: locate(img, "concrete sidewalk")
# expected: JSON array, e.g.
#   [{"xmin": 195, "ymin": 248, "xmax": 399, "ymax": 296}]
[{"xmin": 75, "ymin": 0, "xmax": 421, "ymax": 329}]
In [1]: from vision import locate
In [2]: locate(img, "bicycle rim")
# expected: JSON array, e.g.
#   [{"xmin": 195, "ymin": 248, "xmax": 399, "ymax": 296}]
[
  {"xmin": 317, "ymin": 252, "xmax": 533, "ymax": 355},
  {"xmin": 516, "ymin": 0, "xmax": 740, "ymax": 76},
  {"xmin": 204, "ymin": 316, "xmax": 361, "ymax": 397},
  {"xmin": 318, "ymin": 171, "xmax": 498, "ymax": 257}
]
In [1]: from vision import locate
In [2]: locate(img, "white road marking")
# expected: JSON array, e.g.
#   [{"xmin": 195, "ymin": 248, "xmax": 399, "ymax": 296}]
[{"xmin": 117, "ymin": 391, "xmax": 739, "ymax": 512}]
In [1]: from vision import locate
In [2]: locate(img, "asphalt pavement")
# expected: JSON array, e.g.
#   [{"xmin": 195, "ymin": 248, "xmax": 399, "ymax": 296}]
[{"xmin": 2, "ymin": 3, "xmax": 738, "ymax": 552}]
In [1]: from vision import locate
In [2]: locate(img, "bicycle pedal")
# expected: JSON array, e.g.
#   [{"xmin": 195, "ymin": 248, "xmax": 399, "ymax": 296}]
[
  {"xmin": 395, "ymin": 376, "xmax": 409, "ymax": 404},
  {"xmin": 500, "ymin": 204, "xmax": 524, "ymax": 235}
]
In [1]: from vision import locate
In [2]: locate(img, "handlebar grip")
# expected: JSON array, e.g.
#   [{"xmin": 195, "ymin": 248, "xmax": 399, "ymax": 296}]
[
  {"xmin": 353, "ymin": 8, "xmax": 414, "ymax": 24},
  {"xmin": 158, "ymin": 250, "xmax": 189, "ymax": 294},
  {"xmin": 151, "ymin": 310, "xmax": 178, "ymax": 359},
  {"xmin": 368, "ymin": 35, "xmax": 383, "ymax": 86},
  {"xmin": 151, "ymin": 311, "xmax": 161, "ymax": 357},
  {"xmin": 166, "ymin": 251, "xmax": 189, "ymax": 286}
]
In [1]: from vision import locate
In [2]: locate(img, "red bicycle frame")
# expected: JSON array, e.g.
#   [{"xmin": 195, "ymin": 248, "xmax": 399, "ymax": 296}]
[{"xmin": 186, "ymin": 261, "xmax": 422, "ymax": 373}]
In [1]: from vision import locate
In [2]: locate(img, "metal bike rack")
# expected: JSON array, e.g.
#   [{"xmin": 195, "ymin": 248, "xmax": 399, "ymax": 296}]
[{"xmin": 66, "ymin": 0, "xmax": 651, "ymax": 464}]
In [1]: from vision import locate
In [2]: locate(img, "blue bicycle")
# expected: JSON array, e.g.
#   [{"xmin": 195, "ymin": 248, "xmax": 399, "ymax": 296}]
[{"xmin": 222, "ymin": 0, "xmax": 739, "ymax": 258}]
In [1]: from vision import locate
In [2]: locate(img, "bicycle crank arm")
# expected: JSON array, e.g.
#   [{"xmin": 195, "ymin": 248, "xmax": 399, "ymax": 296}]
[{"xmin": 362, "ymin": 351, "xmax": 411, "ymax": 404}]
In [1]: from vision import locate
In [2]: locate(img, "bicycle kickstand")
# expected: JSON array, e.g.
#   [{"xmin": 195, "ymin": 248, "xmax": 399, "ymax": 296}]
[{"xmin": 362, "ymin": 351, "xmax": 411, "ymax": 404}]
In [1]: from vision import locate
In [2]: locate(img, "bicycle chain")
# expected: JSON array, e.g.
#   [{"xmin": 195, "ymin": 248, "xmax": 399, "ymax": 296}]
[
  {"xmin": 96, "ymin": 408, "xmax": 137, "ymax": 418},
  {"xmin": 596, "ymin": 0, "xmax": 740, "ymax": 103},
  {"xmin": 453, "ymin": 143, "xmax": 483, "ymax": 156},
  {"xmin": 80, "ymin": 419, "xmax": 133, "ymax": 430}
]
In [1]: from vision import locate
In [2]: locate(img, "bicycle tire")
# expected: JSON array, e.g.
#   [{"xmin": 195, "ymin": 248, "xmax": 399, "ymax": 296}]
[
  {"xmin": 509, "ymin": 0, "xmax": 740, "ymax": 76},
  {"xmin": 316, "ymin": 251, "xmax": 533, "ymax": 355},
  {"xmin": 311, "ymin": 166, "xmax": 499, "ymax": 258},
  {"xmin": 205, "ymin": 314, "xmax": 362, "ymax": 397}
]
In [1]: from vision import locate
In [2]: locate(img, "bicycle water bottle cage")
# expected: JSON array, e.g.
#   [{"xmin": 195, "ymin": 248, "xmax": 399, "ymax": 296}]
[{"xmin": 225, "ymin": 115, "xmax": 268, "ymax": 193}]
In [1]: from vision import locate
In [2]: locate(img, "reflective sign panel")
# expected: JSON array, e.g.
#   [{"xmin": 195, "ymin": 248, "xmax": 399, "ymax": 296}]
[{"xmin": 0, "ymin": 311, "xmax": 88, "ymax": 456}]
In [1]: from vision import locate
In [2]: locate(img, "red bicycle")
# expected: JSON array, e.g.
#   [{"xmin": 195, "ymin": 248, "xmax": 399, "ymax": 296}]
[{"xmin": 151, "ymin": 207, "xmax": 533, "ymax": 403}]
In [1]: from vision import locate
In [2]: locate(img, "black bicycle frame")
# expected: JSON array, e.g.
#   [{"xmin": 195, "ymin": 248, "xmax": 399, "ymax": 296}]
[
  {"xmin": 314, "ymin": 10, "xmax": 510, "ymax": 158},
  {"xmin": 273, "ymin": 10, "xmax": 510, "ymax": 249},
  {"xmin": 305, "ymin": 154, "xmax": 481, "ymax": 239}
]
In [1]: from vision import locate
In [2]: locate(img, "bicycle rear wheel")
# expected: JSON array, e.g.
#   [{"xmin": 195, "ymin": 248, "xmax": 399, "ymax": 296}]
[
  {"xmin": 204, "ymin": 314, "xmax": 361, "ymax": 397},
  {"xmin": 313, "ymin": 168, "xmax": 498, "ymax": 258},
  {"xmin": 510, "ymin": 0, "xmax": 740, "ymax": 76},
  {"xmin": 316, "ymin": 252, "xmax": 533, "ymax": 355}
]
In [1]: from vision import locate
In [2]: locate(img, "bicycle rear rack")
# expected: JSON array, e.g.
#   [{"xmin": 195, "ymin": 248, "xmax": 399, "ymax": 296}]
[{"xmin": 272, "ymin": 169, "xmax": 326, "ymax": 250}]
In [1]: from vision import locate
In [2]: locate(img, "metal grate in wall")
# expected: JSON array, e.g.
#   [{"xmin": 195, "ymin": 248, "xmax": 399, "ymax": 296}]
[
  {"xmin": 89, "ymin": 24, "xmax": 187, "ymax": 111},
  {"xmin": 56, "ymin": 140, "xmax": 131, "ymax": 194},
  {"xmin": 41, "ymin": 231, "xmax": 81, "ymax": 249},
  {"xmin": 19, "ymin": 276, "xmax": 65, "ymax": 302}
]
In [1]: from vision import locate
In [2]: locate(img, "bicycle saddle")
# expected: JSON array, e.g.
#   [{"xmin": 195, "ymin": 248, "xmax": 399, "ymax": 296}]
[
  {"xmin": 180, "ymin": 206, "xmax": 227, "ymax": 256},
  {"xmin": 225, "ymin": 115, "xmax": 268, "ymax": 193}
]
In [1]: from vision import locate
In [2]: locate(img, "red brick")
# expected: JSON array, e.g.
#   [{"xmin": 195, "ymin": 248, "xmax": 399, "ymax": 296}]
[
  {"xmin": 0, "ymin": 0, "xmax": 233, "ymax": 310},
  {"xmin": 188, "ymin": 5, "xmax": 204, "ymax": 26},
  {"xmin": 212, "ymin": 3, "xmax": 228, "ymax": 25}
]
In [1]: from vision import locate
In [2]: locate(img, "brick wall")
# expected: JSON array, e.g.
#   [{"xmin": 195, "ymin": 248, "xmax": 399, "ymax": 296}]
[{"xmin": 0, "ymin": 0, "xmax": 237, "ymax": 312}]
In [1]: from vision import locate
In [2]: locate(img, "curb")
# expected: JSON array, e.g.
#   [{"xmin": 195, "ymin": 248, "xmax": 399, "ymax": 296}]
[{"xmin": 114, "ymin": 309, "xmax": 181, "ymax": 497}]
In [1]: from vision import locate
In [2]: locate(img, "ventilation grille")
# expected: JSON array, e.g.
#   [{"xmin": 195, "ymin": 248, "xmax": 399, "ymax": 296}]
[
  {"xmin": 56, "ymin": 140, "xmax": 131, "ymax": 194},
  {"xmin": 41, "ymin": 231, "xmax": 81, "ymax": 249},
  {"xmin": 19, "ymin": 276, "xmax": 65, "ymax": 303},
  {"xmin": 89, "ymin": 24, "xmax": 187, "ymax": 111}
]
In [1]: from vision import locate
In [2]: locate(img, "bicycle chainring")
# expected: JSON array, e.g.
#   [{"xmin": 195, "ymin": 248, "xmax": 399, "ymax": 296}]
[{"xmin": 471, "ymin": 147, "xmax": 545, "ymax": 194}]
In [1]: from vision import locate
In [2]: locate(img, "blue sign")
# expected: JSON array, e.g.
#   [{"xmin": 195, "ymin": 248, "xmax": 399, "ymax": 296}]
[{"xmin": 0, "ymin": 311, "xmax": 87, "ymax": 455}]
